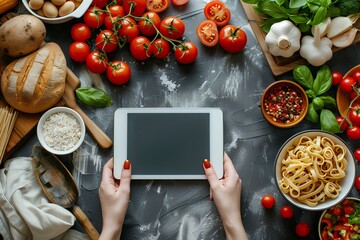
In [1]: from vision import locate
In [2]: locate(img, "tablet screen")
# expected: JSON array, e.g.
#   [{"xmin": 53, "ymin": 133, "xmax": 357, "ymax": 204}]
[{"xmin": 127, "ymin": 113, "xmax": 210, "ymax": 175}]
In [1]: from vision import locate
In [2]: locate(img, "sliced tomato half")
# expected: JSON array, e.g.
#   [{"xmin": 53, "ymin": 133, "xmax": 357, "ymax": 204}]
[
  {"xmin": 146, "ymin": 0, "xmax": 170, "ymax": 13},
  {"xmin": 171, "ymin": 0, "xmax": 188, "ymax": 6},
  {"xmin": 204, "ymin": 0, "xmax": 231, "ymax": 27},
  {"xmin": 196, "ymin": 20, "xmax": 218, "ymax": 47}
]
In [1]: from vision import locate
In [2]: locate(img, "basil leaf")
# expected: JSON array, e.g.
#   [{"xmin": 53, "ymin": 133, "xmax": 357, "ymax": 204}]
[
  {"xmin": 307, "ymin": 2, "xmax": 320, "ymax": 13},
  {"xmin": 320, "ymin": 109, "xmax": 340, "ymax": 133},
  {"xmin": 289, "ymin": 15, "xmax": 309, "ymax": 24},
  {"xmin": 318, "ymin": 0, "xmax": 331, "ymax": 8},
  {"xmin": 275, "ymin": 0, "xmax": 285, "ymax": 5},
  {"xmin": 293, "ymin": 65, "xmax": 314, "ymax": 89},
  {"xmin": 257, "ymin": 1, "xmax": 289, "ymax": 18},
  {"xmin": 312, "ymin": 6, "xmax": 327, "ymax": 25},
  {"xmin": 242, "ymin": 0, "xmax": 259, "ymax": 3},
  {"xmin": 313, "ymin": 65, "xmax": 332, "ymax": 96},
  {"xmin": 312, "ymin": 97, "xmax": 324, "ymax": 111},
  {"xmin": 319, "ymin": 96, "xmax": 336, "ymax": 109},
  {"xmin": 327, "ymin": 6, "xmax": 340, "ymax": 17},
  {"xmin": 289, "ymin": 0, "xmax": 306, "ymax": 8},
  {"xmin": 306, "ymin": 89, "xmax": 316, "ymax": 99},
  {"xmin": 298, "ymin": 23, "xmax": 311, "ymax": 33},
  {"xmin": 306, "ymin": 103, "xmax": 319, "ymax": 123},
  {"xmin": 260, "ymin": 17, "xmax": 287, "ymax": 33},
  {"xmin": 76, "ymin": 87, "xmax": 113, "ymax": 108}
]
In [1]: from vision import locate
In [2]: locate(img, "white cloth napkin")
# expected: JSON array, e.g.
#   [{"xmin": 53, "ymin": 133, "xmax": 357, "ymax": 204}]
[{"xmin": 0, "ymin": 157, "xmax": 89, "ymax": 240}]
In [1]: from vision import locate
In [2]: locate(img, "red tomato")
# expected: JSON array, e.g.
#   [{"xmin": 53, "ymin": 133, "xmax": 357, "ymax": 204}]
[
  {"xmin": 355, "ymin": 176, "xmax": 360, "ymax": 190},
  {"xmin": 196, "ymin": 20, "xmax": 218, "ymax": 47},
  {"xmin": 349, "ymin": 105, "xmax": 360, "ymax": 126},
  {"xmin": 280, "ymin": 206, "xmax": 293, "ymax": 218},
  {"xmin": 204, "ymin": 0, "xmax": 231, "ymax": 27},
  {"xmin": 295, "ymin": 222, "xmax": 310, "ymax": 237},
  {"xmin": 354, "ymin": 148, "xmax": 360, "ymax": 162},
  {"xmin": 336, "ymin": 116, "xmax": 349, "ymax": 131},
  {"xmin": 130, "ymin": 36, "xmax": 151, "ymax": 61},
  {"xmin": 83, "ymin": 6, "xmax": 105, "ymax": 29},
  {"xmin": 261, "ymin": 195, "xmax": 275, "ymax": 209},
  {"xmin": 352, "ymin": 70, "xmax": 360, "ymax": 84},
  {"xmin": 150, "ymin": 38, "xmax": 171, "ymax": 59},
  {"xmin": 118, "ymin": 17, "xmax": 139, "ymax": 43},
  {"xmin": 146, "ymin": 0, "xmax": 169, "ymax": 13},
  {"xmin": 86, "ymin": 51, "xmax": 108, "ymax": 74},
  {"xmin": 340, "ymin": 77, "xmax": 356, "ymax": 92},
  {"xmin": 331, "ymin": 71, "xmax": 343, "ymax": 86},
  {"xmin": 95, "ymin": 30, "xmax": 118, "ymax": 53},
  {"xmin": 123, "ymin": 0, "xmax": 146, "ymax": 16},
  {"xmin": 68, "ymin": 42, "xmax": 90, "ymax": 62},
  {"xmin": 171, "ymin": 0, "xmax": 188, "ymax": 6},
  {"xmin": 138, "ymin": 11, "xmax": 161, "ymax": 36},
  {"xmin": 174, "ymin": 42, "xmax": 198, "ymax": 64},
  {"xmin": 71, "ymin": 23, "xmax": 91, "ymax": 42},
  {"xmin": 159, "ymin": 16, "xmax": 185, "ymax": 40},
  {"xmin": 350, "ymin": 90, "xmax": 358, "ymax": 101},
  {"xmin": 342, "ymin": 199, "xmax": 351, "ymax": 206},
  {"xmin": 104, "ymin": 5, "xmax": 125, "ymax": 29},
  {"xmin": 332, "ymin": 206, "xmax": 342, "ymax": 216},
  {"xmin": 91, "ymin": 0, "xmax": 109, "ymax": 8},
  {"xmin": 219, "ymin": 25, "xmax": 247, "ymax": 53},
  {"xmin": 344, "ymin": 205, "xmax": 355, "ymax": 215},
  {"xmin": 106, "ymin": 60, "xmax": 131, "ymax": 85},
  {"xmin": 346, "ymin": 125, "xmax": 360, "ymax": 140}
]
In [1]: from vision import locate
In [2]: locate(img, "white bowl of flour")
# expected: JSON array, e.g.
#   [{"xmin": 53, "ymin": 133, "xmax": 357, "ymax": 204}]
[{"xmin": 37, "ymin": 107, "xmax": 86, "ymax": 155}]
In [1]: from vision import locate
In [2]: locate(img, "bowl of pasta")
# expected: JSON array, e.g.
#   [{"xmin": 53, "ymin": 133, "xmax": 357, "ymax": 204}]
[{"xmin": 275, "ymin": 130, "xmax": 356, "ymax": 211}]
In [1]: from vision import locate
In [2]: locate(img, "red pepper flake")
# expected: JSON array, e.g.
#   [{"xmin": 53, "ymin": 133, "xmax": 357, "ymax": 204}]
[{"xmin": 264, "ymin": 85, "xmax": 303, "ymax": 124}]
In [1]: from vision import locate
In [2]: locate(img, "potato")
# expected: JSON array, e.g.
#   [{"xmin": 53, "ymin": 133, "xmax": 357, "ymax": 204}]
[{"xmin": 0, "ymin": 14, "xmax": 46, "ymax": 57}]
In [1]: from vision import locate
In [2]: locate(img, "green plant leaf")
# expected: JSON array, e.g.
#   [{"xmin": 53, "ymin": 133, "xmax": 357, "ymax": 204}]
[
  {"xmin": 306, "ymin": 103, "xmax": 319, "ymax": 123},
  {"xmin": 257, "ymin": 1, "xmax": 289, "ymax": 18},
  {"xmin": 306, "ymin": 89, "xmax": 316, "ymax": 99},
  {"xmin": 313, "ymin": 65, "xmax": 332, "ymax": 96},
  {"xmin": 312, "ymin": 6, "xmax": 327, "ymax": 25},
  {"xmin": 260, "ymin": 17, "xmax": 287, "ymax": 33},
  {"xmin": 312, "ymin": 97, "xmax": 325, "ymax": 111},
  {"xmin": 242, "ymin": 0, "xmax": 259, "ymax": 4},
  {"xmin": 275, "ymin": 0, "xmax": 286, "ymax": 5},
  {"xmin": 289, "ymin": 15, "xmax": 309, "ymax": 24},
  {"xmin": 289, "ymin": 0, "xmax": 306, "ymax": 8},
  {"xmin": 320, "ymin": 109, "xmax": 340, "ymax": 133},
  {"xmin": 76, "ymin": 87, "xmax": 113, "ymax": 108},
  {"xmin": 319, "ymin": 96, "xmax": 336, "ymax": 109},
  {"xmin": 293, "ymin": 65, "xmax": 314, "ymax": 89}
]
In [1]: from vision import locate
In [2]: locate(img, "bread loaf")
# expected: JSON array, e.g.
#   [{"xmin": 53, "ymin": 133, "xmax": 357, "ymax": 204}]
[{"xmin": 1, "ymin": 42, "xmax": 66, "ymax": 113}]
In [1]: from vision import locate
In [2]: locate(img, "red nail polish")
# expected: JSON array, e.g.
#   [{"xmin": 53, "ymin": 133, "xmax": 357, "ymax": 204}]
[
  {"xmin": 203, "ymin": 159, "xmax": 211, "ymax": 169},
  {"xmin": 124, "ymin": 160, "xmax": 130, "ymax": 170}
]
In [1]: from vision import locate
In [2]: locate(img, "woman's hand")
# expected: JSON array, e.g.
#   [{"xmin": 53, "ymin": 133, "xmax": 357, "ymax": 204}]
[
  {"xmin": 203, "ymin": 153, "xmax": 247, "ymax": 240},
  {"xmin": 99, "ymin": 158, "xmax": 131, "ymax": 240}
]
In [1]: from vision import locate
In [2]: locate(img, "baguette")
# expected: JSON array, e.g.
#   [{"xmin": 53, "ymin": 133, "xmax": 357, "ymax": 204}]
[{"xmin": 1, "ymin": 42, "xmax": 66, "ymax": 113}]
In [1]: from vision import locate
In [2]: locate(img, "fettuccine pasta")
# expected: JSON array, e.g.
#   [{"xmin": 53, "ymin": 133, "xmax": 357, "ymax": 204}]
[{"xmin": 278, "ymin": 135, "xmax": 347, "ymax": 207}]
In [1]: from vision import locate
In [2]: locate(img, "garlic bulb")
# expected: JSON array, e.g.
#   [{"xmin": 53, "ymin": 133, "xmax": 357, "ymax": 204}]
[{"xmin": 265, "ymin": 20, "xmax": 301, "ymax": 58}]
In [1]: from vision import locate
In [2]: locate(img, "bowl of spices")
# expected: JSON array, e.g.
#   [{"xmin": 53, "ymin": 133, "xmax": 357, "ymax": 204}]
[
  {"xmin": 261, "ymin": 80, "xmax": 308, "ymax": 128},
  {"xmin": 37, "ymin": 107, "xmax": 85, "ymax": 155}
]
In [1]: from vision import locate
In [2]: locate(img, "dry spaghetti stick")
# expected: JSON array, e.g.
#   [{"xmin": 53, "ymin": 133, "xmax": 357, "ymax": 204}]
[{"xmin": 0, "ymin": 107, "xmax": 18, "ymax": 163}]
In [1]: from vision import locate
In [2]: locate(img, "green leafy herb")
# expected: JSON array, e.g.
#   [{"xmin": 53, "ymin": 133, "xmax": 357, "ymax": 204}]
[
  {"xmin": 320, "ymin": 109, "xmax": 340, "ymax": 133},
  {"xmin": 313, "ymin": 65, "xmax": 332, "ymax": 96},
  {"xmin": 312, "ymin": 97, "xmax": 325, "ymax": 111},
  {"xmin": 319, "ymin": 96, "xmax": 336, "ymax": 109},
  {"xmin": 306, "ymin": 103, "xmax": 319, "ymax": 123},
  {"xmin": 293, "ymin": 65, "xmax": 313, "ymax": 89},
  {"xmin": 76, "ymin": 87, "xmax": 113, "ymax": 108}
]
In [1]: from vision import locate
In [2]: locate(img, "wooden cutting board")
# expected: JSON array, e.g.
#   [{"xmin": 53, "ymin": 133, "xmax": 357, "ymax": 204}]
[{"xmin": 240, "ymin": 1, "xmax": 360, "ymax": 76}]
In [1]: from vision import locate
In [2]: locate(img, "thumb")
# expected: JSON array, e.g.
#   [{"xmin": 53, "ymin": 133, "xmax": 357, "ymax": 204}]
[{"xmin": 203, "ymin": 159, "xmax": 219, "ymax": 189}]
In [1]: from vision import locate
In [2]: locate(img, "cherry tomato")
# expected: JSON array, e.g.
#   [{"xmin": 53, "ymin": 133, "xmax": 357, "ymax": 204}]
[
  {"xmin": 95, "ymin": 29, "xmax": 118, "ymax": 53},
  {"xmin": 104, "ymin": 5, "xmax": 125, "ymax": 29},
  {"xmin": 123, "ymin": 0, "xmax": 146, "ymax": 16},
  {"xmin": 355, "ymin": 176, "xmax": 360, "ymax": 190},
  {"xmin": 171, "ymin": 0, "xmax": 188, "ymax": 6},
  {"xmin": 71, "ymin": 23, "xmax": 91, "ymax": 42},
  {"xmin": 68, "ymin": 42, "xmax": 90, "ymax": 62},
  {"xmin": 91, "ymin": 0, "xmax": 109, "ymax": 9},
  {"xmin": 344, "ymin": 205, "xmax": 355, "ymax": 215},
  {"xmin": 332, "ymin": 206, "xmax": 342, "ymax": 216},
  {"xmin": 350, "ymin": 90, "xmax": 358, "ymax": 101},
  {"xmin": 86, "ymin": 51, "xmax": 108, "ymax": 74},
  {"xmin": 106, "ymin": 60, "xmax": 131, "ymax": 85},
  {"xmin": 349, "ymin": 105, "xmax": 360, "ymax": 126},
  {"xmin": 83, "ymin": 6, "xmax": 105, "ymax": 29},
  {"xmin": 204, "ymin": 0, "xmax": 231, "ymax": 27},
  {"xmin": 346, "ymin": 125, "xmax": 360, "ymax": 140},
  {"xmin": 336, "ymin": 116, "xmax": 349, "ymax": 131},
  {"xmin": 280, "ymin": 206, "xmax": 293, "ymax": 218},
  {"xmin": 342, "ymin": 199, "xmax": 351, "ymax": 206},
  {"xmin": 196, "ymin": 20, "xmax": 218, "ymax": 47},
  {"xmin": 130, "ymin": 36, "xmax": 151, "ymax": 61},
  {"xmin": 118, "ymin": 17, "xmax": 139, "ymax": 43},
  {"xmin": 295, "ymin": 222, "xmax": 310, "ymax": 237},
  {"xmin": 219, "ymin": 25, "xmax": 247, "ymax": 53},
  {"xmin": 150, "ymin": 38, "xmax": 171, "ymax": 59},
  {"xmin": 261, "ymin": 195, "xmax": 275, "ymax": 209},
  {"xmin": 354, "ymin": 148, "xmax": 360, "ymax": 162},
  {"xmin": 159, "ymin": 16, "xmax": 185, "ymax": 40},
  {"xmin": 146, "ymin": 0, "xmax": 169, "ymax": 13},
  {"xmin": 352, "ymin": 70, "xmax": 360, "ymax": 84},
  {"xmin": 138, "ymin": 11, "xmax": 161, "ymax": 36},
  {"xmin": 340, "ymin": 77, "xmax": 356, "ymax": 92},
  {"xmin": 174, "ymin": 42, "xmax": 198, "ymax": 64},
  {"xmin": 331, "ymin": 71, "xmax": 343, "ymax": 86}
]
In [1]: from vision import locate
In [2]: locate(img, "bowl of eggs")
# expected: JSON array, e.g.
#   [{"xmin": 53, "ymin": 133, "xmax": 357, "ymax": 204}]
[{"xmin": 22, "ymin": 0, "xmax": 92, "ymax": 24}]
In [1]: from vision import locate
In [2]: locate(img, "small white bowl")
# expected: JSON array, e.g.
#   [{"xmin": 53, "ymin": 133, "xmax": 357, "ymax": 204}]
[
  {"xmin": 275, "ymin": 130, "xmax": 355, "ymax": 211},
  {"xmin": 37, "ymin": 107, "xmax": 85, "ymax": 155},
  {"xmin": 22, "ymin": 0, "xmax": 92, "ymax": 24}
]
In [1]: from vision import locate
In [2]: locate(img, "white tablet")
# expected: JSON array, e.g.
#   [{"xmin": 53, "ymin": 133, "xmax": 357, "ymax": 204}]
[{"xmin": 113, "ymin": 108, "xmax": 223, "ymax": 180}]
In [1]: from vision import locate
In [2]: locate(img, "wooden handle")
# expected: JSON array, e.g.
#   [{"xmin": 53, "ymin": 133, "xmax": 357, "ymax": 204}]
[
  {"xmin": 66, "ymin": 68, "xmax": 80, "ymax": 89},
  {"xmin": 70, "ymin": 103, "xmax": 113, "ymax": 149},
  {"xmin": 72, "ymin": 205, "xmax": 100, "ymax": 240}
]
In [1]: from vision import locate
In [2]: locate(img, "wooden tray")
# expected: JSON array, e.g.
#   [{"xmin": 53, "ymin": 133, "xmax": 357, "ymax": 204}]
[{"xmin": 240, "ymin": 1, "xmax": 360, "ymax": 76}]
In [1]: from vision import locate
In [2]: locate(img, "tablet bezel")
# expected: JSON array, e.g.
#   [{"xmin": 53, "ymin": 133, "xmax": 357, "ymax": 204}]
[{"xmin": 113, "ymin": 108, "xmax": 223, "ymax": 180}]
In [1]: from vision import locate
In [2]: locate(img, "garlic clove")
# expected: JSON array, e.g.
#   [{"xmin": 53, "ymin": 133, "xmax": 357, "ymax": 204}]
[
  {"xmin": 332, "ymin": 28, "xmax": 358, "ymax": 48},
  {"xmin": 311, "ymin": 17, "xmax": 331, "ymax": 38},
  {"xmin": 327, "ymin": 16, "xmax": 353, "ymax": 38}
]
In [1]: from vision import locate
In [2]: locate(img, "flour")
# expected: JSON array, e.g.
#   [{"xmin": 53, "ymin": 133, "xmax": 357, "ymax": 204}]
[{"xmin": 160, "ymin": 72, "xmax": 179, "ymax": 92}]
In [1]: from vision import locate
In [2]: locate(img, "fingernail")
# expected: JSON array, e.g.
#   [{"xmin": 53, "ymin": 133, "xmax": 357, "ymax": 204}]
[
  {"xmin": 124, "ymin": 160, "xmax": 131, "ymax": 170},
  {"xmin": 203, "ymin": 159, "xmax": 211, "ymax": 169}
]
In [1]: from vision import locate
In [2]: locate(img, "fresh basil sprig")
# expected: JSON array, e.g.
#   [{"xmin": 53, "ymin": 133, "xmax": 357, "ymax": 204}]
[
  {"xmin": 75, "ymin": 87, "xmax": 113, "ymax": 108},
  {"xmin": 293, "ymin": 65, "xmax": 340, "ymax": 133}
]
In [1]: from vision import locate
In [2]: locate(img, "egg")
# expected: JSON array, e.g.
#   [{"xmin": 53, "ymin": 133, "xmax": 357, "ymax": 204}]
[
  {"xmin": 51, "ymin": 0, "xmax": 66, "ymax": 6},
  {"xmin": 59, "ymin": 1, "xmax": 75, "ymax": 17},
  {"xmin": 42, "ymin": 1, "xmax": 58, "ymax": 18},
  {"xmin": 29, "ymin": 0, "xmax": 44, "ymax": 10}
]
